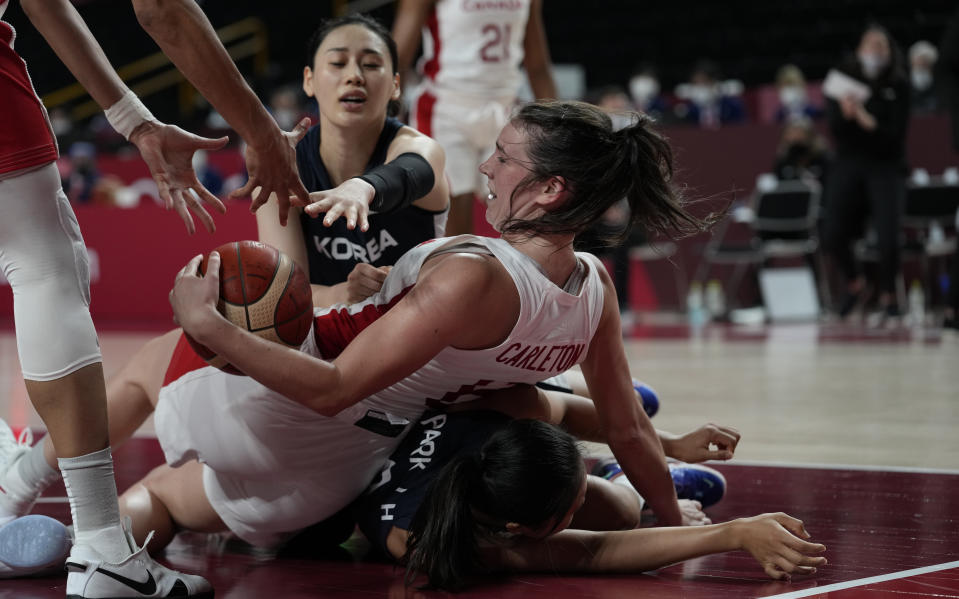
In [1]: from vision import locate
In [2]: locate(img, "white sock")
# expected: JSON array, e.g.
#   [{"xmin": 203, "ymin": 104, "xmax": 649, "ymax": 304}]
[
  {"xmin": 16, "ymin": 439, "xmax": 60, "ymax": 492},
  {"xmin": 58, "ymin": 448, "xmax": 131, "ymax": 562}
]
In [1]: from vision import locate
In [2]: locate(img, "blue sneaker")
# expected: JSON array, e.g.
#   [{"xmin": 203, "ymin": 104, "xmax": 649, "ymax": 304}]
[
  {"xmin": 669, "ymin": 462, "xmax": 726, "ymax": 508},
  {"xmin": 633, "ymin": 380, "xmax": 659, "ymax": 418},
  {"xmin": 0, "ymin": 514, "xmax": 71, "ymax": 578},
  {"xmin": 592, "ymin": 458, "xmax": 727, "ymax": 508}
]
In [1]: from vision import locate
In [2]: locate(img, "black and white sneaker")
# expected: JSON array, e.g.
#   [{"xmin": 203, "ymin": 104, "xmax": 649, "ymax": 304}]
[{"xmin": 65, "ymin": 518, "xmax": 213, "ymax": 598}]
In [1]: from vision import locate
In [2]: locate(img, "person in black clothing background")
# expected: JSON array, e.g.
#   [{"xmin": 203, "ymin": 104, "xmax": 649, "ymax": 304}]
[
  {"xmin": 937, "ymin": 8, "xmax": 959, "ymax": 329},
  {"xmin": 821, "ymin": 24, "xmax": 910, "ymax": 319}
]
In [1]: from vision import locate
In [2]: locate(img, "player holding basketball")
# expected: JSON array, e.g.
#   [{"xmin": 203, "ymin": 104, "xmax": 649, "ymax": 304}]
[
  {"xmin": 164, "ymin": 100, "xmax": 708, "ymax": 541},
  {"xmin": 0, "ymin": 0, "xmax": 308, "ymax": 595},
  {"xmin": 392, "ymin": 0, "xmax": 556, "ymax": 236},
  {"xmin": 257, "ymin": 15, "xmax": 449, "ymax": 308}
]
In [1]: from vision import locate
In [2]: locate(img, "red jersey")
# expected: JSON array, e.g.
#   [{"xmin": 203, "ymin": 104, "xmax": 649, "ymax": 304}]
[{"xmin": 0, "ymin": 0, "xmax": 58, "ymax": 175}]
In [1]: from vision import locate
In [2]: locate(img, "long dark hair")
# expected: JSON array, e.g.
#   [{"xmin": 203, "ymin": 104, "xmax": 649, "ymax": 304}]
[
  {"xmin": 499, "ymin": 100, "xmax": 713, "ymax": 246},
  {"xmin": 405, "ymin": 419, "xmax": 584, "ymax": 590},
  {"xmin": 845, "ymin": 22, "xmax": 908, "ymax": 85},
  {"xmin": 305, "ymin": 14, "xmax": 401, "ymax": 116}
]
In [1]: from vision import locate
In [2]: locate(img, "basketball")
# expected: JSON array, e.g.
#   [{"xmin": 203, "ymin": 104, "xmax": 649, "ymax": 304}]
[{"xmin": 184, "ymin": 240, "xmax": 313, "ymax": 375}]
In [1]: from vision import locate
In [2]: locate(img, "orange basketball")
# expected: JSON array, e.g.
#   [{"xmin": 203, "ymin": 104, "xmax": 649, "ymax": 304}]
[{"xmin": 184, "ymin": 241, "xmax": 313, "ymax": 375}]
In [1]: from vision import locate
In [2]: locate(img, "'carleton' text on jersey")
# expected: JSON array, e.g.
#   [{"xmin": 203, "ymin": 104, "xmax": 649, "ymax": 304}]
[
  {"xmin": 312, "ymin": 229, "xmax": 399, "ymax": 263},
  {"xmin": 495, "ymin": 342, "xmax": 585, "ymax": 373}
]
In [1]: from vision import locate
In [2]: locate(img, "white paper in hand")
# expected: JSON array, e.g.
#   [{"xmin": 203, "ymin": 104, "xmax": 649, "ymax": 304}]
[{"xmin": 822, "ymin": 69, "xmax": 871, "ymax": 103}]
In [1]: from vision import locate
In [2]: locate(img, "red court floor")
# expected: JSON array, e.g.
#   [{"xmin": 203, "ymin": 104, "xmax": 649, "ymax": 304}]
[{"xmin": 4, "ymin": 438, "xmax": 958, "ymax": 599}]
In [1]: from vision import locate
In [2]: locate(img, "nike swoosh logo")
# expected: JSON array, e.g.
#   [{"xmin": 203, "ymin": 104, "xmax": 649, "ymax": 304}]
[{"xmin": 94, "ymin": 566, "xmax": 157, "ymax": 595}]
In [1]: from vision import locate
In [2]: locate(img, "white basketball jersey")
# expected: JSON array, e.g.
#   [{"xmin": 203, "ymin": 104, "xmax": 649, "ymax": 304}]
[
  {"xmin": 419, "ymin": 0, "xmax": 531, "ymax": 98},
  {"xmin": 156, "ymin": 234, "xmax": 606, "ymax": 544},
  {"xmin": 312, "ymin": 235, "xmax": 606, "ymax": 426}
]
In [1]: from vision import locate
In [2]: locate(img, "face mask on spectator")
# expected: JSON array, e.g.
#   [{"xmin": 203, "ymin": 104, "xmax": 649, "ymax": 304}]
[
  {"xmin": 689, "ymin": 84, "xmax": 717, "ymax": 106},
  {"xmin": 858, "ymin": 53, "xmax": 888, "ymax": 79},
  {"xmin": 273, "ymin": 108, "xmax": 299, "ymax": 131},
  {"xmin": 779, "ymin": 86, "xmax": 807, "ymax": 110},
  {"xmin": 629, "ymin": 75, "xmax": 660, "ymax": 107},
  {"xmin": 911, "ymin": 68, "xmax": 933, "ymax": 91}
]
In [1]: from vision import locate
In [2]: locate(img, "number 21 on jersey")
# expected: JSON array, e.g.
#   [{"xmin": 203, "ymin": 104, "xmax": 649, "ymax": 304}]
[{"xmin": 480, "ymin": 23, "xmax": 512, "ymax": 63}]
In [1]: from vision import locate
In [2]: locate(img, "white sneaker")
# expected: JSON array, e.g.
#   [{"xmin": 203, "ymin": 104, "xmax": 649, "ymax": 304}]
[
  {"xmin": 0, "ymin": 514, "xmax": 71, "ymax": 578},
  {"xmin": 65, "ymin": 518, "xmax": 213, "ymax": 598},
  {"xmin": 0, "ymin": 420, "xmax": 42, "ymax": 526}
]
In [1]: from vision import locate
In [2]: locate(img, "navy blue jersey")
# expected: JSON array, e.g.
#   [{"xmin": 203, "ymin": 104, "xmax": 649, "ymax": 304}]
[
  {"xmin": 295, "ymin": 118, "xmax": 446, "ymax": 286},
  {"xmin": 352, "ymin": 410, "xmax": 510, "ymax": 556}
]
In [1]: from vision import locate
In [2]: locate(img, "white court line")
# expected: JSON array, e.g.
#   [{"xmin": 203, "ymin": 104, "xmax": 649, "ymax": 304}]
[
  {"xmin": 36, "ymin": 497, "xmax": 68, "ymax": 503},
  {"xmin": 721, "ymin": 459, "xmax": 959, "ymax": 476},
  {"xmin": 763, "ymin": 560, "xmax": 959, "ymax": 598}
]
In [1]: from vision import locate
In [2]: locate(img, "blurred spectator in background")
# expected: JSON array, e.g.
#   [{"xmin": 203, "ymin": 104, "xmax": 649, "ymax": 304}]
[
  {"xmin": 674, "ymin": 59, "xmax": 746, "ymax": 128},
  {"xmin": 774, "ymin": 64, "xmax": 823, "ymax": 122},
  {"xmin": 628, "ymin": 66, "xmax": 670, "ymax": 122},
  {"xmin": 938, "ymin": 7, "xmax": 959, "ymax": 152},
  {"xmin": 268, "ymin": 86, "xmax": 311, "ymax": 131},
  {"xmin": 590, "ymin": 85, "xmax": 633, "ymax": 130},
  {"xmin": 61, "ymin": 141, "xmax": 100, "ymax": 204},
  {"xmin": 47, "ymin": 106, "xmax": 84, "ymax": 149},
  {"xmin": 908, "ymin": 40, "xmax": 939, "ymax": 113},
  {"xmin": 821, "ymin": 24, "xmax": 910, "ymax": 320},
  {"xmin": 772, "ymin": 116, "xmax": 830, "ymax": 183},
  {"xmin": 191, "ymin": 149, "xmax": 224, "ymax": 198},
  {"xmin": 88, "ymin": 175, "xmax": 126, "ymax": 207},
  {"xmin": 936, "ymin": 8, "xmax": 959, "ymax": 329}
]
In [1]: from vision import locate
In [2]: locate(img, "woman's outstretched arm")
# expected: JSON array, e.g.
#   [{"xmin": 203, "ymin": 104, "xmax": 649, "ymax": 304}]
[{"xmin": 484, "ymin": 513, "xmax": 827, "ymax": 581}]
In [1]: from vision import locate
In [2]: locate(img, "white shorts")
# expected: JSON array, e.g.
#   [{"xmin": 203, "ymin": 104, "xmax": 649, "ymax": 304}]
[
  {"xmin": 155, "ymin": 335, "xmax": 408, "ymax": 547},
  {"xmin": 0, "ymin": 162, "xmax": 100, "ymax": 380},
  {"xmin": 410, "ymin": 87, "xmax": 514, "ymax": 197}
]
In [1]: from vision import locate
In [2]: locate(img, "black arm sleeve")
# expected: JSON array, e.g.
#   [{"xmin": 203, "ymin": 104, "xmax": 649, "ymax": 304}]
[{"xmin": 356, "ymin": 152, "xmax": 436, "ymax": 215}]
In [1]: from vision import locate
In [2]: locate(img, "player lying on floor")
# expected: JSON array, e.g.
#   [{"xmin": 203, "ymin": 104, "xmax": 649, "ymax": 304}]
[
  {"xmin": 350, "ymin": 388, "xmax": 824, "ymax": 590},
  {"xmin": 0, "ymin": 370, "xmax": 734, "ymax": 564}
]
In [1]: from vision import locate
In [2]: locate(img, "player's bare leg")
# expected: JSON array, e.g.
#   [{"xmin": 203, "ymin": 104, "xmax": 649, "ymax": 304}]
[{"xmin": 120, "ymin": 460, "xmax": 227, "ymax": 550}]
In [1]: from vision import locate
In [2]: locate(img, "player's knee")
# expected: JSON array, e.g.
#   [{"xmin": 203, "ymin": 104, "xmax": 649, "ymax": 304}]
[{"xmin": 14, "ymin": 277, "xmax": 100, "ymax": 381}]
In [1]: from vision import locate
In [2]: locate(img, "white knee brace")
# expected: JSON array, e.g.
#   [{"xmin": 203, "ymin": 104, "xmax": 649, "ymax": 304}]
[{"xmin": 0, "ymin": 163, "xmax": 101, "ymax": 380}]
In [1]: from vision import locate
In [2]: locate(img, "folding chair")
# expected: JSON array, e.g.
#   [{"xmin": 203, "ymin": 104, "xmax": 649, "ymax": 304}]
[
  {"xmin": 695, "ymin": 178, "xmax": 824, "ymax": 316},
  {"xmin": 897, "ymin": 177, "xmax": 958, "ymax": 308}
]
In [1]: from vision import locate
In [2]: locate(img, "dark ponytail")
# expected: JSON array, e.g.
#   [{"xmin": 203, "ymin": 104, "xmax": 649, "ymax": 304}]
[
  {"xmin": 501, "ymin": 100, "xmax": 715, "ymax": 246},
  {"xmin": 404, "ymin": 454, "xmax": 481, "ymax": 590},
  {"xmin": 405, "ymin": 420, "xmax": 583, "ymax": 590}
]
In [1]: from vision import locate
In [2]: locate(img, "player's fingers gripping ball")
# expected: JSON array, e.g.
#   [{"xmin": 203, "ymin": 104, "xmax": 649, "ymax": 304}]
[{"xmin": 184, "ymin": 240, "xmax": 313, "ymax": 374}]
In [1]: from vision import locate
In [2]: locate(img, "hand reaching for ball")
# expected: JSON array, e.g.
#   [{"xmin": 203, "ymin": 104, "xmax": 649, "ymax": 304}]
[{"xmin": 170, "ymin": 251, "xmax": 224, "ymax": 341}]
